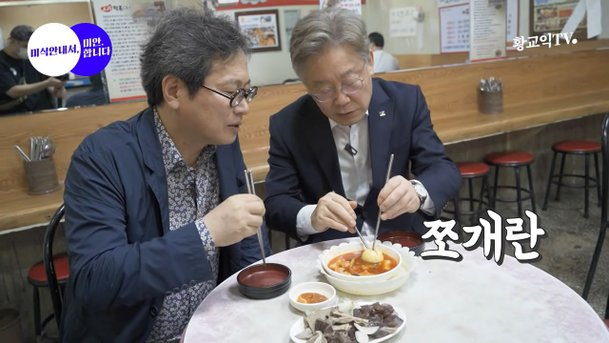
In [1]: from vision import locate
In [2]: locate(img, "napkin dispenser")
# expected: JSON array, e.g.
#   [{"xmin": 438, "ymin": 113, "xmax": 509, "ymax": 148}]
[{"xmin": 477, "ymin": 77, "xmax": 503, "ymax": 114}]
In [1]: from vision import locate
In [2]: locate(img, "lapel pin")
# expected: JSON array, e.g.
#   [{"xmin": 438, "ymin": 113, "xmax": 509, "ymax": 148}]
[{"xmin": 379, "ymin": 110, "xmax": 386, "ymax": 117}]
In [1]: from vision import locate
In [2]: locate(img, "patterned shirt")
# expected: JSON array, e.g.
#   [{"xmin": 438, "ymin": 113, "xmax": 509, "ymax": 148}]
[{"xmin": 147, "ymin": 109, "xmax": 220, "ymax": 342}]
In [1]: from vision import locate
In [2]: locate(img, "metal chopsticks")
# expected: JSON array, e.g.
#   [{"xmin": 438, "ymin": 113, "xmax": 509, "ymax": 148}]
[
  {"xmin": 244, "ymin": 170, "xmax": 266, "ymax": 265},
  {"xmin": 353, "ymin": 225, "xmax": 371, "ymax": 250},
  {"xmin": 371, "ymin": 153, "xmax": 395, "ymax": 250}
]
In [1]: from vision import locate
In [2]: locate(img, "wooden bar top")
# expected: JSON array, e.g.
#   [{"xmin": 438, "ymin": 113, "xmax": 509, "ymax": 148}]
[{"xmin": 1, "ymin": 48, "xmax": 608, "ymax": 232}]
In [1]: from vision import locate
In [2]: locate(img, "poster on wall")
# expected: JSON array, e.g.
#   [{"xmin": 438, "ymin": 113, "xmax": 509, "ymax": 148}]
[
  {"xmin": 438, "ymin": 0, "xmax": 518, "ymax": 54},
  {"xmin": 389, "ymin": 7, "xmax": 418, "ymax": 38},
  {"xmin": 469, "ymin": 0, "xmax": 506, "ymax": 62},
  {"xmin": 236, "ymin": 10, "xmax": 281, "ymax": 52},
  {"xmin": 439, "ymin": 2, "xmax": 470, "ymax": 53},
  {"xmin": 284, "ymin": 9, "xmax": 301, "ymax": 43},
  {"xmin": 91, "ymin": 0, "xmax": 159, "ymax": 102},
  {"xmin": 506, "ymin": 0, "xmax": 519, "ymax": 45},
  {"xmin": 530, "ymin": 0, "xmax": 587, "ymax": 41},
  {"xmin": 320, "ymin": 0, "xmax": 362, "ymax": 15}
]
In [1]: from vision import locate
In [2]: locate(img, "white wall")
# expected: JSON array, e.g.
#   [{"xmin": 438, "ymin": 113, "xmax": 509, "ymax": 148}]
[
  {"xmin": 217, "ymin": 5, "xmax": 318, "ymax": 86},
  {"xmin": 602, "ymin": 0, "xmax": 609, "ymax": 39}
]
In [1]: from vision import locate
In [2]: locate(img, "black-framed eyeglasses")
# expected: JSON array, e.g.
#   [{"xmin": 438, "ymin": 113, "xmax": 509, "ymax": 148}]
[{"xmin": 201, "ymin": 84, "xmax": 258, "ymax": 108}]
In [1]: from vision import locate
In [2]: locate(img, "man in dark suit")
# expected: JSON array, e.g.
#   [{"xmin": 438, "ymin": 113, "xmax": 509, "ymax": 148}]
[
  {"xmin": 265, "ymin": 8, "xmax": 461, "ymax": 245},
  {"xmin": 62, "ymin": 9, "xmax": 267, "ymax": 342}
]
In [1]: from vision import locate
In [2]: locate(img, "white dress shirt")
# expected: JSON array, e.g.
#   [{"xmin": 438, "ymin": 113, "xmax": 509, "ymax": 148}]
[
  {"xmin": 296, "ymin": 113, "xmax": 434, "ymax": 238},
  {"xmin": 372, "ymin": 50, "xmax": 399, "ymax": 73}
]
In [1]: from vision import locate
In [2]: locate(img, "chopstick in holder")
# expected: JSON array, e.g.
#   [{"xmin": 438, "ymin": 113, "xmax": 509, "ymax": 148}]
[
  {"xmin": 372, "ymin": 153, "xmax": 395, "ymax": 250},
  {"xmin": 244, "ymin": 170, "xmax": 267, "ymax": 264}
]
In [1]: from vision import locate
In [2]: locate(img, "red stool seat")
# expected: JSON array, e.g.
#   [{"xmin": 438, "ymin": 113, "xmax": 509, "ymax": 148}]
[
  {"xmin": 484, "ymin": 151, "xmax": 534, "ymax": 166},
  {"xmin": 457, "ymin": 162, "xmax": 490, "ymax": 177},
  {"xmin": 553, "ymin": 140, "xmax": 600, "ymax": 153},
  {"xmin": 445, "ymin": 161, "xmax": 492, "ymax": 225},
  {"xmin": 28, "ymin": 254, "xmax": 70, "ymax": 286},
  {"xmin": 543, "ymin": 139, "xmax": 601, "ymax": 218}
]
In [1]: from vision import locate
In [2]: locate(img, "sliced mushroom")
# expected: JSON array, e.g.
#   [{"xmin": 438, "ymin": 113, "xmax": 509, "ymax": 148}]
[
  {"xmin": 355, "ymin": 330, "xmax": 370, "ymax": 343},
  {"xmin": 295, "ymin": 327, "xmax": 314, "ymax": 340},
  {"xmin": 354, "ymin": 322, "xmax": 380, "ymax": 335}
]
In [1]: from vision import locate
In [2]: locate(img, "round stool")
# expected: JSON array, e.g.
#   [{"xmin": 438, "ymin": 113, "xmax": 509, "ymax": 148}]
[
  {"xmin": 542, "ymin": 140, "xmax": 601, "ymax": 218},
  {"xmin": 447, "ymin": 162, "xmax": 492, "ymax": 225},
  {"xmin": 27, "ymin": 253, "xmax": 69, "ymax": 337},
  {"xmin": 484, "ymin": 151, "xmax": 536, "ymax": 218}
]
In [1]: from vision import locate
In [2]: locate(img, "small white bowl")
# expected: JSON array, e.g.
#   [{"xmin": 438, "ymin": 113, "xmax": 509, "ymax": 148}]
[
  {"xmin": 288, "ymin": 282, "xmax": 337, "ymax": 313},
  {"xmin": 319, "ymin": 241, "xmax": 402, "ymax": 282}
]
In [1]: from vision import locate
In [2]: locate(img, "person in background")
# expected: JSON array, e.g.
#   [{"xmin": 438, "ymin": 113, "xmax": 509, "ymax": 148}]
[
  {"xmin": 65, "ymin": 73, "xmax": 108, "ymax": 107},
  {"xmin": 264, "ymin": 8, "xmax": 460, "ymax": 245},
  {"xmin": 368, "ymin": 32, "xmax": 399, "ymax": 73},
  {"xmin": 61, "ymin": 8, "xmax": 269, "ymax": 342},
  {"xmin": 0, "ymin": 25, "xmax": 65, "ymax": 115}
]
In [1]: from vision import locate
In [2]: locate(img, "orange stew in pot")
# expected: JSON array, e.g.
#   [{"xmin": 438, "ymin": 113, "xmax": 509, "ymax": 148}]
[{"xmin": 328, "ymin": 251, "xmax": 397, "ymax": 276}]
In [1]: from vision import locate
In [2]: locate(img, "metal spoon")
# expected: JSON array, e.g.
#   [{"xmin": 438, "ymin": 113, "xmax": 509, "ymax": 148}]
[
  {"xmin": 371, "ymin": 153, "xmax": 395, "ymax": 251},
  {"xmin": 244, "ymin": 170, "xmax": 266, "ymax": 265},
  {"xmin": 40, "ymin": 138, "xmax": 55, "ymax": 159}
]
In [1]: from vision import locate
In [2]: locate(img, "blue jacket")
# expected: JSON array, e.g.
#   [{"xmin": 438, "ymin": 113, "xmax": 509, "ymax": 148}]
[
  {"xmin": 265, "ymin": 78, "xmax": 461, "ymax": 244},
  {"xmin": 61, "ymin": 108, "xmax": 269, "ymax": 342}
]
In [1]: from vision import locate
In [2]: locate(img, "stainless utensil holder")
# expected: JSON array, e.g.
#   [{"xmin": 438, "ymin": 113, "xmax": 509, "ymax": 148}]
[
  {"xmin": 477, "ymin": 88, "xmax": 503, "ymax": 114},
  {"xmin": 23, "ymin": 158, "xmax": 59, "ymax": 195}
]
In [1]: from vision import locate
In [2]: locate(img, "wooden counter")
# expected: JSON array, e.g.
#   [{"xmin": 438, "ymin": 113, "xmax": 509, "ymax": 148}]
[{"xmin": 1, "ymin": 49, "xmax": 608, "ymax": 232}]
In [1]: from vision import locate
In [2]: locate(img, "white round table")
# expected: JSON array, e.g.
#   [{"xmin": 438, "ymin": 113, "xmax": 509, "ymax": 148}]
[{"xmin": 183, "ymin": 238, "xmax": 608, "ymax": 342}]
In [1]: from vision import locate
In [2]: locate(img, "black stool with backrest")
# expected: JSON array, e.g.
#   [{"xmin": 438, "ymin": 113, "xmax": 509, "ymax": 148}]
[
  {"xmin": 43, "ymin": 204, "xmax": 67, "ymax": 331},
  {"xmin": 26, "ymin": 203, "xmax": 68, "ymax": 338},
  {"xmin": 484, "ymin": 151, "xmax": 536, "ymax": 218},
  {"xmin": 542, "ymin": 140, "xmax": 601, "ymax": 218},
  {"xmin": 582, "ymin": 114, "xmax": 609, "ymax": 318}
]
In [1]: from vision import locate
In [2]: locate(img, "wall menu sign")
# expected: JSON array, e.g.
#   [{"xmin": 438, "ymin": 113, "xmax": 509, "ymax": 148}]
[
  {"xmin": 91, "ymin": 0, "xmax": 151, "ymax": 102},
  {"xmin": 217, "ymin": 0, "xmax": 365, "ymax": 10}
]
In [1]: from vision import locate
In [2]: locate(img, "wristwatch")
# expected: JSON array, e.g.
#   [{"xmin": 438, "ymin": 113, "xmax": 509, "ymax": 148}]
[{"xmin": 410, "ymin": 179, "xmax": 427, "ymax": 208}]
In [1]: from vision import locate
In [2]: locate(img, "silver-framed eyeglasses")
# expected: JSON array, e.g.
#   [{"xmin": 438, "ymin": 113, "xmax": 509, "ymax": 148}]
[
  {"xmin": 310, "ymin": 64, "xmax": 368, "ymax": 102},
  {"xmin": 201, "ymin": 84, "xmax": 258, "ymax": 108}
]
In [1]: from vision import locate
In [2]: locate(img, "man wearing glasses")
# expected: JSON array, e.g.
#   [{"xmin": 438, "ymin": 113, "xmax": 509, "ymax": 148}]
[
  {"xmin": 62, "ymin": 9, "xmax": 268, "ymax": 342},
  {"xmin": 265, "ymin": 8, "xmax": 461, "ymax": 245}
]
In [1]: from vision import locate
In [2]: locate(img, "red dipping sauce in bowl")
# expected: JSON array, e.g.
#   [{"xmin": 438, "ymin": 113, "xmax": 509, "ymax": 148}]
[
  {"xmin": 237, "ymin": 263, "xmax": 291, "ymax": 299},
  {"xmin": 378, "ymin": 231, "xmax": 425, "ymax": 255}
]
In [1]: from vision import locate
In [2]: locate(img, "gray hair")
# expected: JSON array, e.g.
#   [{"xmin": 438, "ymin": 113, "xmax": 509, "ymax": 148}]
[
  {"xmin": 141, "ymin": 8, "xmax": 250, "ymax": 106},
  {"xmin": 289, "ymin": 8, "xmax": 368, "ymax": 77}
]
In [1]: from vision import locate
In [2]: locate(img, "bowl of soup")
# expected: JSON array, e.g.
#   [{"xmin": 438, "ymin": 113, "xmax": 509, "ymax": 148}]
[
  {"xmin": 318, "ymin": 241, "xmax": 402, "ymax": 282},
  {"xmin": 319, "ymin": 261, "xmax": 412, "ymax": 296}
]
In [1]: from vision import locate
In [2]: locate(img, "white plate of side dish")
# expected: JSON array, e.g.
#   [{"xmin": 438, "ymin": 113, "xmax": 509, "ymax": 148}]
[{"xmin": 289, "ymin": 301, "xmax": 406, "ymax": 343}]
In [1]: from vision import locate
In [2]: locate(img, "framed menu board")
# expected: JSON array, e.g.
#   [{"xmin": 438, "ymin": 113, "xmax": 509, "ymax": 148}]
[
  {"xmin": 529, "ymin": 0, "xmax": 588, "ymax": 41},
  {"xmin": 235, "ymin": 10, "xmax": 281, "ymax": 52}
]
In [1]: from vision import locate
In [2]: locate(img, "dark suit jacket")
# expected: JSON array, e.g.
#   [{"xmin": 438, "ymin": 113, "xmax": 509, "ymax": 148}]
[
  {"xmin": 61, "ymin": 108, "xmax": 269, "ymax": 342},
  {"xmin": 264, "ymin": 78, "xmax": 461, "ymax": 244}
]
